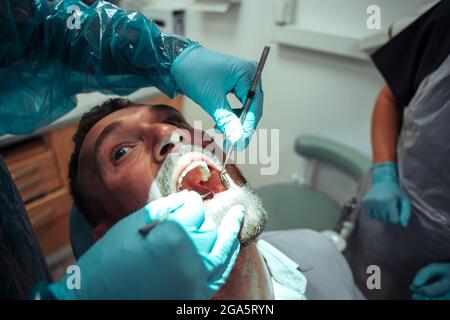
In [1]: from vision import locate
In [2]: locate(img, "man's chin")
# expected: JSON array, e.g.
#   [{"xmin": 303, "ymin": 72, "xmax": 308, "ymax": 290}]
[{"xmin": 204, "ymin": 185, "xmax": 268, "ymax": 247}]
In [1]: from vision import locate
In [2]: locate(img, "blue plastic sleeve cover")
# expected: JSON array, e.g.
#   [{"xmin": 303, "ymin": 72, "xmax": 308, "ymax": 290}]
[{"xmin": 0, "ymin": 0, "xmax": 195, "ymax": 135}]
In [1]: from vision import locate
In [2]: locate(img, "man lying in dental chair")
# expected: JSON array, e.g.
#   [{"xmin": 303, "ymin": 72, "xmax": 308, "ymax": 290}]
[{"xmin": 68, "ymin": 98, "xmax": 364, "ymax": 300}]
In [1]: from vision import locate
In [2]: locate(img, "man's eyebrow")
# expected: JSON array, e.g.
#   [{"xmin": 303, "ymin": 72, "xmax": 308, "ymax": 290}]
[
  {"xmin": 143, "ymin": 104, "xmax": 185, "ymax": 119},
  {"xmin": 93, "ymin": 120, "xmax": 125, "ymax": 168}
]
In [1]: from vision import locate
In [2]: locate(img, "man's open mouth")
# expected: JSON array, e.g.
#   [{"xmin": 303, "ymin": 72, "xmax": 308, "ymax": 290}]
[{"xmin": 173, "ymin": 152, "xmax": 227, "ymax": 201}]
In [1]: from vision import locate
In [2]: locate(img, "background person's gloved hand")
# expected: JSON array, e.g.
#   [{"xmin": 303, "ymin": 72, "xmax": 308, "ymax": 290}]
[
  {"xmin": 171, "ymin": 45, "xmax": 263, "ymax": 150},
  {"xmin": 45, "ymin": 190, "xmax": 243, "ymax": 300},
  {"xmin": 362, "ymin": 162, "xmax": 411, "ymax": 227},
  {"xmin": 411, "ymin": 263, "xmax": 450, "ymax": 300}
]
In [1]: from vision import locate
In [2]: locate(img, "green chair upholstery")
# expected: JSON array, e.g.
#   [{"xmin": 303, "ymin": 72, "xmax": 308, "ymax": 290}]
[
  {"xmin": 295, "ymin": 135, "xmax": 371, "ymax": 181},
  {"xmin": 257, "ymin": 183, "xmax": 341, "ymax": 232},
  {"xmin": 256, "ymin": 135, "xmax": 371, "ymax": 232}
]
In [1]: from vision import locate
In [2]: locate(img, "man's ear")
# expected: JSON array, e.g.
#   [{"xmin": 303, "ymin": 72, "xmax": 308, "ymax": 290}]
[{"xmin": 93, "ymin": 221, "xmax": 113, "ymax": 241}]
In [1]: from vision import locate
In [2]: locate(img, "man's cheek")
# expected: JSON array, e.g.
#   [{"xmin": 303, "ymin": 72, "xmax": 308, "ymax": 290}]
[
  {"xmin": 114, "ymin": 168, "xmax": 152, "ymax": 212},
  {"xmin": 129, "ymin": 168, "xmax": 152, "ymax": 199}
]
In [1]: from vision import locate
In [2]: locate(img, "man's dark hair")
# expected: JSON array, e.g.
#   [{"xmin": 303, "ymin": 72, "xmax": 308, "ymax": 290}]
[{"xmin": 69, "ymin": 98, "xmax": 137, "ymax": 227}]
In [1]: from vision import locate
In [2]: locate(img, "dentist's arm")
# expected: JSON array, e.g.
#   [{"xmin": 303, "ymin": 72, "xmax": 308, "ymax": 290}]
[
  {"xmin": 1, "ymin": 0, "xmax": 263, "ymax": 147},
  {"xmin": 362, "ymin": 85, "xmax": 411, "ymax": 227},
  {"xmin": 1, "ymin": 0, "xmax": 193, "ymax": 96}
]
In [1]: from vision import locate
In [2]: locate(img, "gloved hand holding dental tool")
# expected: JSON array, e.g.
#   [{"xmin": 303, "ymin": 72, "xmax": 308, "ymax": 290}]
[
  {"xmin": 171, "ymin": 46, "xmax": 265, "ymax": 151},
  {"xmin": 0, "ymin": 0, "xmax": 261, "ymax": 299},
  {"xmin": 219, "ymin": 46, "xmax": 270, "ymax": 187}
]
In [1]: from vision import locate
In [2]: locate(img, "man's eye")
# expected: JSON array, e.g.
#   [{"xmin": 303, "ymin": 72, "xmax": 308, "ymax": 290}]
[{"xmin": 113, "ymin": 147, "xmax": 129, "ymax": 162}]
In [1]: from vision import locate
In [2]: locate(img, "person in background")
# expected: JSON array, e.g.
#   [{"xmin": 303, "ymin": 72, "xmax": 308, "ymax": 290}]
[{"xmin": 345, "ymin": 0, "xmax": 450, "ymax": 300}]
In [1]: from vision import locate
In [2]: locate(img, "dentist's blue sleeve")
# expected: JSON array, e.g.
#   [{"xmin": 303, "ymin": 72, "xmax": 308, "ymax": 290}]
[{"xmin": 0, "ymin": 0, "xmax": 194, "ymax": 134}]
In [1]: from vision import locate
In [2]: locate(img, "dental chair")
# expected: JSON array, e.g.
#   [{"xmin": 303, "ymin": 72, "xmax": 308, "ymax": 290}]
[
  {"xmin": 256, "ymin": 135, "xmax": 370, "ymax": 233},
  {"xmin": 69, "ymin": 134, "xmax": 371, "ymax": 260},
  {"xmin": 70, "ymin": 205, "xmax": 95, "ymax": 260}
]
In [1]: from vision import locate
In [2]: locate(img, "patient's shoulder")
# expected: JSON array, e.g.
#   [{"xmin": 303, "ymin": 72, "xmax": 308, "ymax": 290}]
[
  {"xmin": 259, "ymin": 229, "xmax": 348, "ymax": 276},
  {"xmin": 260, "ymin": 229, "xmax": 364, "ymax": 300},
  {"xmin": 260, "ymin": 229, "xmax": 336, "ymax": 255}
]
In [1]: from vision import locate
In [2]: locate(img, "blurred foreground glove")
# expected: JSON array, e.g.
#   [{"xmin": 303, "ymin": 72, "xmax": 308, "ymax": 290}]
[
  {"xmin": 43, "ymin": 190, "xmax": 243, "ymax": 300},
  {"xmin": 362, "ymin": 162, "xmax": 411, "ymax": 227},
  {"xmin": 171, "ymin": 46, "xmax": 264, "ymax": 150},
  {"xmin": 411, "ymin": 263, "xmax": 450, "ymax": 300}
]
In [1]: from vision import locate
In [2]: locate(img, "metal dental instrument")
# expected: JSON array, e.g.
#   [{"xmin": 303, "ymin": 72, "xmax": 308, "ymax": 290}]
[
  {"xmin": 139, "ymin": 219, "xmax": 161, "ymax": 236},
  {"xmin": 201, "ymin": 191, "xmax": 214, "ymax": 200},
  {"xmin": 220, "ymin": 46, "xmax": 271, "ymax": 188},
  {"xmin": 139, "ymin": 212, "xmax": 171, "ymax": 236}
]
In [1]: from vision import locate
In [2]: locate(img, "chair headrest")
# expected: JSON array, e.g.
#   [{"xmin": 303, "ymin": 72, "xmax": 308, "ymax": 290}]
[{"xmin": 70, "ymin": 205, "xmax": 95, "ymax": 260}]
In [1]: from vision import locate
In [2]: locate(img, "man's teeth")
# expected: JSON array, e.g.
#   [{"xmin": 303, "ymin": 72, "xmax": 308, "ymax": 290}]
[
  {"xmin": 200, "ymin": 165, "xmax": 211, "ymax": 182},
  {"xmin": 177, "ymin": 161, "xmax": 211, "ymax": 189}
]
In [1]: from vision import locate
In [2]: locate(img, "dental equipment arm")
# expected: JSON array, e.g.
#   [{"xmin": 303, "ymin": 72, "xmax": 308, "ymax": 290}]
[{"xmin": 30, "ymin": 191, "xmax": 243, "ymax": 300}]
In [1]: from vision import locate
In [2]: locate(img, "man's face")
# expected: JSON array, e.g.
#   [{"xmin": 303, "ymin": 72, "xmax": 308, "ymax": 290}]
[{"xmin": 78, "ymin": 105, "xmax": 267, "ymax": 245}]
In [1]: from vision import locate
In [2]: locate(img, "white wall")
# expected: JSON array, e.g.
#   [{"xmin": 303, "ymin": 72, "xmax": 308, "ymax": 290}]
[
  {"xmin": 294, "ymin": 0, "xmax": 425, "ymax": 37},
  {"xmin": 181, "ymin": 0, "xmax": 425, "ymax": 189}
]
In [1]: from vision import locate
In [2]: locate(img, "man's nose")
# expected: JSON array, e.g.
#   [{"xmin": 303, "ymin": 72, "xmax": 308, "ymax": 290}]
[{"xmin": 152, "ymin": 126, "xmax": 189, "ymax": 164}]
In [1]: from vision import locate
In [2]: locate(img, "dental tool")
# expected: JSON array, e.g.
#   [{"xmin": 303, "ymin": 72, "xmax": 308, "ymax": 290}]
[
  {"xmin": 200, "ymin": 191, "xmax": 214, "ymax": 200},
  {"xmin": 220, "ymin": 46, "xmax": 270, "ymax": 188},
  {"xmin": 139, "ymin": 219, "xmax": 162, "ymax": 236}
]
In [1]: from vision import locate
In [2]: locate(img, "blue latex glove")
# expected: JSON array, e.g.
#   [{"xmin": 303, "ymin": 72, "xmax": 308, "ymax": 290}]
[
  {"xmin": 362, "ymin": 162, "xmax": 411, "ymax": 227},
  {"xmin": 46, "ymin": 191, "xmax": 244, "ymax": 300},
  {"xmin": 411, "ymin": 263, "xmax": 450, "ymax": 300},
  {"xmin": 171, "ymin": 46, "xmax": 264, "ymax": 150}
]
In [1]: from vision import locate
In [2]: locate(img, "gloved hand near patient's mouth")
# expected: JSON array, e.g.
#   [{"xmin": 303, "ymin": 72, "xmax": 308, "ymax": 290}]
[
  {"xmin": 46, "ymin": 190, "xmax": 243, "ymax": 300},
  {"xmin": 171, "ymin": 46, "xmax": 263, "ymax": 150}
]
